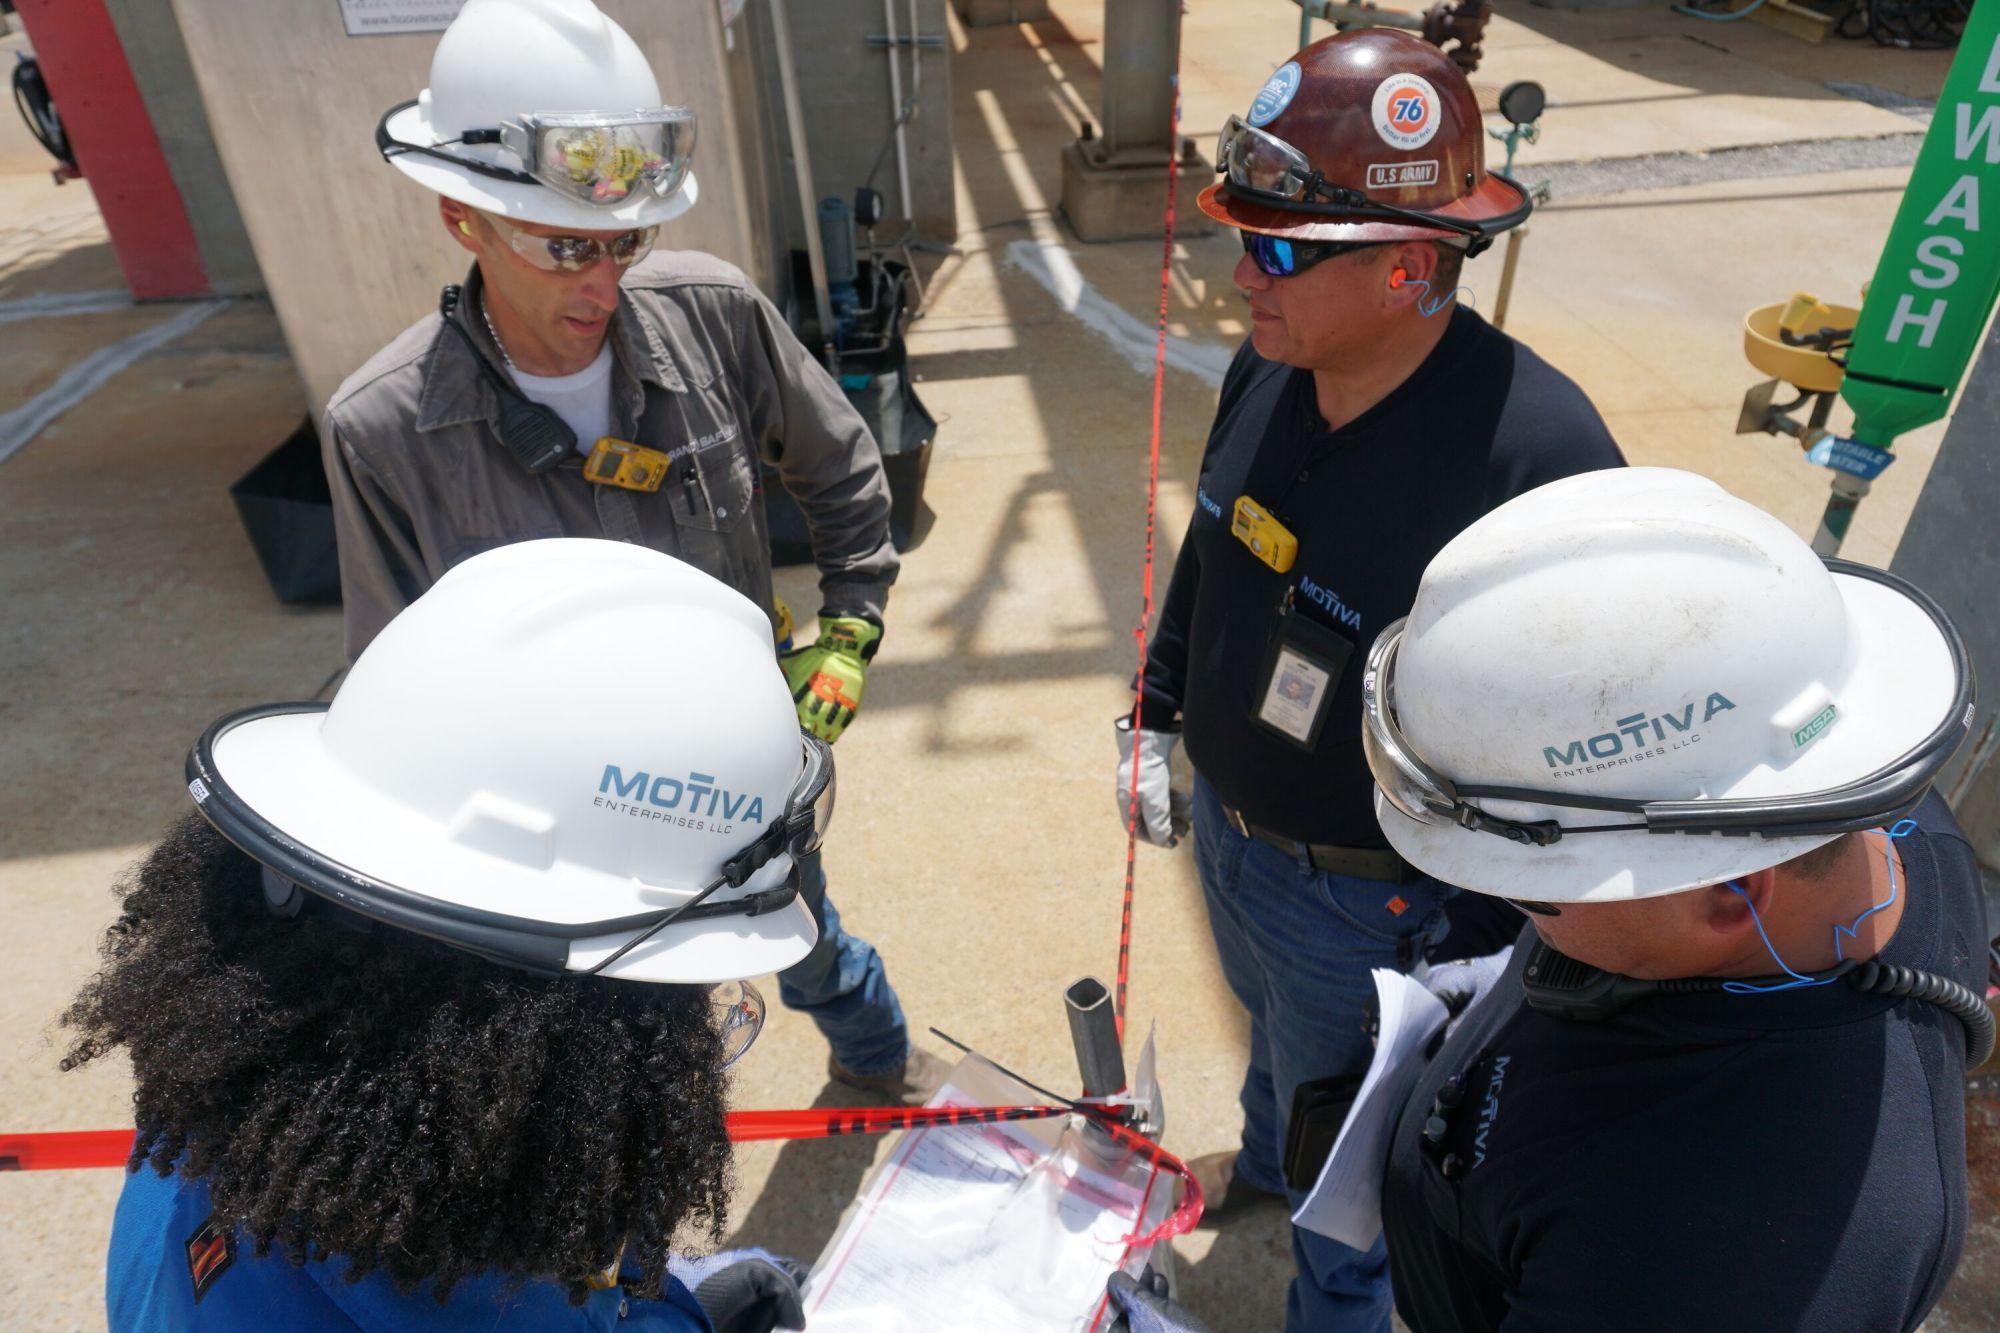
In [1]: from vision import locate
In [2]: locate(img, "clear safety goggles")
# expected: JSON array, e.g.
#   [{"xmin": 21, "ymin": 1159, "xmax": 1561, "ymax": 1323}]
[
  {"xmin": 1214, "ymin": 114, "xmax": 1527, "ymax": 246},
  {"xmin": 481, "ymin": 211, "xmax": 657, "ymax": 272},
  {"xmin": 379, "ymin": 102, "xmax": 696, "ymax": 208},
  {"xmin": 709, "ymin": 979, "xmax": 766, "ymax": 1068},
  {"xmin": 192, "ymin": 714, "xmax": 835, "ymax": 980},
  {"xmin": 1361, "ymin": 559, "xmax": 1974, "ymax": 847}
]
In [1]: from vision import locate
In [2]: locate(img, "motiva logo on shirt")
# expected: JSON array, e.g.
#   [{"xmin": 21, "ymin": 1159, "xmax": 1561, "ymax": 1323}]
[
  {"xmin": 1297, "ymin": 574, "xmax": 1361, "ymax": 630},
  {"xmin": 1196, "ymin": 487, "xmax": 1225, "ymax": 520},
  {"xmin": 1471, "ymin": 1054, "xmax": 1510, "ymax": 1170},
  {"xmin": 1541, "ymin": 694, "xmax": 1736, "ymax": 776},
  {"xmin": 595, "ymin": 764, "xmax": 767, "ymax": 833}
]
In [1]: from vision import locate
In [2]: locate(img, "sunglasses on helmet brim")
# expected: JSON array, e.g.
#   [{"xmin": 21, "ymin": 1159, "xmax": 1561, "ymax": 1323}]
[
  {"xmin": 1214, "ymin": 114, "xmax": 1531, "ymax": 254},
  {"xmin": 1361, "ymin": 558, "xmax": 1974, "ymax": 848},
  {"xmin": 188, "ymin": 711, "xmax": 835, "ymax": 980},
  {"xmin": 377, "ymin": 101, "xmax": 696, "ymax": 210}
]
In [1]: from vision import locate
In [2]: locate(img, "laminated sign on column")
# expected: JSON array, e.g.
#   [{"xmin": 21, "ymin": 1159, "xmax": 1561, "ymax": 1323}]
[{"xmin": 339, "ymin": 0, "xmax": 470, "ymax": 37}]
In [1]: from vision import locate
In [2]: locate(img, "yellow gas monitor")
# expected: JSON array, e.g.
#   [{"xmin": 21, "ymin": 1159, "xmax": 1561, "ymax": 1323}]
[
  {"xmin": 583, "ymin": 437, "xmax": 672, "ymax": 492},
  {"xmin": 1232, "ymin": 496, "xmax": 1298, "ymax": 573}
]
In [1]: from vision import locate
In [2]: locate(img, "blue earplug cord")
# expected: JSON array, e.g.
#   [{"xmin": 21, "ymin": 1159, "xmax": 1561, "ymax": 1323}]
[{"xmin": 1723, "ymin": 819, "xmax": 1918, "ymax": 995}]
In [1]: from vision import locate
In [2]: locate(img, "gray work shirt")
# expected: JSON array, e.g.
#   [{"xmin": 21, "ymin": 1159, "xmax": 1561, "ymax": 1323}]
[{"xmin": 321, "ymin": 250, "xmax": 898, "ymax": 662}]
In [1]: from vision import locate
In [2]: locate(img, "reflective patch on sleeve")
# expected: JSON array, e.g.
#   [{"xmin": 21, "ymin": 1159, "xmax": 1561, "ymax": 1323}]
[{"xmin": 185, "ymin": 1214, "xmax": 236, "ymax": 1305}]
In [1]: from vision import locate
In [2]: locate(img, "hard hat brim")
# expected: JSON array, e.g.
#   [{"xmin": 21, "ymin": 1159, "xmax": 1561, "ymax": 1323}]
[
  {"xmin": 198, "ymin": 705, "xmax": 816, "ymax": 983},
  {"xmin": 1197, "ymin": 171, "xmax": 1530, "ymax": 245},
  {"xmin": 1377, "ymin": 568, "xmax": 1964, "ymax": 902},
  {"xmin": 383, "ymin": 99, "xmax": 698, "ymax": 232}
]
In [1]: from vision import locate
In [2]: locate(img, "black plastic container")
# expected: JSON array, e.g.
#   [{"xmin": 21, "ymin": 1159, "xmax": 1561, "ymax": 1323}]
[{"xmin": 230, "ymin": 417, "xmax": 341, "ymax": 604}]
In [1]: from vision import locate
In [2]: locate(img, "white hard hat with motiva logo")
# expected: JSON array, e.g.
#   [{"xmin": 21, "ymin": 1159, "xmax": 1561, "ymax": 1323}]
[
  {"xmin": 187, "ymin": 538, "xmax": 828, "ymax": 983},
  {"xmin": 1362, "ymin": 467, "xmax": 1973, "ymax": 903}
]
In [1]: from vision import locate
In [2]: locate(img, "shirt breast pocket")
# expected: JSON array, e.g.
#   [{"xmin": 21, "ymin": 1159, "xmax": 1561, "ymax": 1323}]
[{"xmin": 668, "ymin": 447, "xmax": 756, "ymax": 534}]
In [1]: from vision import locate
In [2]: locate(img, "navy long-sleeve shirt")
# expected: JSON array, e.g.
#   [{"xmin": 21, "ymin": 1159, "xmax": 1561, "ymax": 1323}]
[
  {"xmin": 1383, "ymin": 793, "xmax": 1983, "ymax": 1332},
  {"xmin": 1141, "ymin": 309, "xmax": 1624, "ymax": 846}
]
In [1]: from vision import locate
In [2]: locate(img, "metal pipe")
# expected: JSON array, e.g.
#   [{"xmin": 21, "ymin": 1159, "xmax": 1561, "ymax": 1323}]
[
  {"xmin": 882, "ymin": 0, "xmax": 913, "ymax": 222},
  {"xmin": 767, "ymin": 0, "xmax": 839, "ymax": 370},
  {"xmin": 1491, "ymin": 226, "xmax": 1524, "ymax": 329},
  {"xmin": 1064, "ymin": 976, "xmax": 1127, "ymax": 1099},
  {"xmin": 1291, "ymin": 0, "xmax": 1428, "ymax": 35}
]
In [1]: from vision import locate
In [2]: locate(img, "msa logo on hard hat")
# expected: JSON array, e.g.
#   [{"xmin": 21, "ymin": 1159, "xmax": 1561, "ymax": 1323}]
[
  {"xmin": 1371, "ymin": 74, "xmax": 1441, "ymax": 151},
  {"xmin": 1793, "ymin": 704, "xmax": 1838, "ymax": 750},
  {"xmin": 597, "ymin": 764, "xmax": 768, "ymax": 827},
  {"xmin": 1542, "ymin": 694, "xmax": 1737, "ymax": 775}
]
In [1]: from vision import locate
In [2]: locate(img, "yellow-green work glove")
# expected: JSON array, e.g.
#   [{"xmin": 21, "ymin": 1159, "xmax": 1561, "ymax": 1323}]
[{"xmin": 780, "ymin": 615, "xmax": 882, "ymax": 743}]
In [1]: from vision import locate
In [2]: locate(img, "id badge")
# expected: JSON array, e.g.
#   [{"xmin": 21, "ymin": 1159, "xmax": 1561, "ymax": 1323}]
[{"xmin": 1253, "ymin": 599, "xmax": 1355, "ymax": 751}]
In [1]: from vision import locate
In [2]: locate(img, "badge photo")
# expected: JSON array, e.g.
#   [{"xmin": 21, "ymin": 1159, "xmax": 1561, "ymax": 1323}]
[{"xmin": 1371, "ymin": 73, "xmax": 1442, "ymax": 152}]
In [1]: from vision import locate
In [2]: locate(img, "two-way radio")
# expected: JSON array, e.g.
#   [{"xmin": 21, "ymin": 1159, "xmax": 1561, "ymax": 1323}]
[{"xmin": 436, "ymin": 285, "xmax": 574, "ymax": 475}]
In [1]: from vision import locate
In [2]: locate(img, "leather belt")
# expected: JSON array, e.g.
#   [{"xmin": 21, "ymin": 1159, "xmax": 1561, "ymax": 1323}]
[{"xmin": 1220, "ymin": 802, "xmax": 1416, "ymax": 884}]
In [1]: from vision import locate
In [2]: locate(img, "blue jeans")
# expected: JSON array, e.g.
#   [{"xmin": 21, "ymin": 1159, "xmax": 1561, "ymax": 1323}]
[
  {"xmin": 1192, "ymin": 776, "xmax": 1452, "ymax": 1333},
  {"xmin": 777, "ymin": 850, "xmax": 910, "ymax": 1078}
]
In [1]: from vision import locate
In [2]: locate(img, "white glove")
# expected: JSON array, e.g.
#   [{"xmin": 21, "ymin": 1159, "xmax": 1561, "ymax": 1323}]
[
  {"xmin": 1421, "ymin": 946, "xmax": 1513, "ymax": 1040},
  {"xmin": 1115, "ymin": 717, "xmax": 1189, "ymax": 848}
]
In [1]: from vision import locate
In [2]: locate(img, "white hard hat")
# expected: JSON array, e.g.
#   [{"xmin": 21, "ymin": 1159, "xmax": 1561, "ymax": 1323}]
[
  {"xmin": 1364, "ymin": 468, "xmax": 1972, "ymax": 903},
  {"xmin": 378, "ymin": 0, "xmax": 699, "ymax": 231},
  {"xmin": 187, "ymin": 539, "xmax": 824, "ymax": 983}
]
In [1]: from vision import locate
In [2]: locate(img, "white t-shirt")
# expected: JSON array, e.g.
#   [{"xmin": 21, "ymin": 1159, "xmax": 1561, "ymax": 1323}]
[{"xmin": 509, "ymin": 341, "xmax": 615, "ymax": 455}]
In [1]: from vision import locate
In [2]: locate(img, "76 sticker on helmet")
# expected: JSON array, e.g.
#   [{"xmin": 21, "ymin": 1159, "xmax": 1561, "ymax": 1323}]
[{"xmin": 1371, "ymin": 74, "xmax": 1441, "ymax": 152}]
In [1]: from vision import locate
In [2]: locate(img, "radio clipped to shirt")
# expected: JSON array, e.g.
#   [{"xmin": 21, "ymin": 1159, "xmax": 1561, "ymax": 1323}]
[
  {"xmin": 1232, "ymin": 496, "xmax": 1298, "ymax": 573},
  {"xmin": 584, "ymin": 437, "xmax": 672, "ymax": 492}
]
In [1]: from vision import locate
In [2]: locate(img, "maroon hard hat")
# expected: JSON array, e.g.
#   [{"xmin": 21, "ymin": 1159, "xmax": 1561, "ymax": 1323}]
[{"xmin": 1199, "ymin": 29, "xmax": 1529, "ymax": 253}]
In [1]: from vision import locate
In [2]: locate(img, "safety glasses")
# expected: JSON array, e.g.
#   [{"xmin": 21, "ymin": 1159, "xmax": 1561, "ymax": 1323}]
[
  {"xmin": 378, "ymin": 102, "xmax": 696, "ymax": 209},
  {"xmin": 482, "ymin": 211, "xmax": 657, "ymax": 272},
  {"xmin": 1241, "ymin": 230, "xmax": 1378, "ymax": 278},
  {"xmin": 709, "ymin": 979, "xmax": 766, "ymax": 1068},
  {"xmin": 190, "ymin": 712, "xmax": 836, "ymax": 979},
  {"xmin": 1214, "ymin": 113, "xmax": 1529, "ymax": 249},
  {"xmin": 1360, "ymin": 560, "xmax": 1974, "ymax": 847}
]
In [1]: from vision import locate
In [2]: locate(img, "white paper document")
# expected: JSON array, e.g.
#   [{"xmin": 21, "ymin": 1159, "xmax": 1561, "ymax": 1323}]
[
  {"xmin": 804, "ymin": 1045, "xmax": 1174, "ymax": 1333},
  {"xmin": 1291, "ymin": 968, "xmax": 1449, "ymax": 1251}
]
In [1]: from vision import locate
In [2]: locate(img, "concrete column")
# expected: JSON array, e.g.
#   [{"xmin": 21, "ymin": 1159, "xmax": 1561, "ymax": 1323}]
[
  {"xmin": 1058, "ymin": 0, "xmax": 1211, "ymax": 242},
  {"xmin": 1890, "ymin": 321, "xmax": 2000, "ymax": 871},
  {"xmin": 103, "ymin": 0, "xmax": 261, "ymax": 296}
]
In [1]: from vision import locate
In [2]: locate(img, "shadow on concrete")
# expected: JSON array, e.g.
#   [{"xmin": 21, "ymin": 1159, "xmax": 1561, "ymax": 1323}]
[
  {"xmin": 1493, "ymin": 2, "xmax": 1952, "ymax": 109},
  {"xmin": 722, "ymin": 1077, "xmax": 889, "ymax": 1262},
  {"xmin": 1176, "ymin": 1207, "xmax": 1295, "ymax": 1331},
  {"xmin": 0, "ymin": 232, "xmax": 124, "ymax": 303}
]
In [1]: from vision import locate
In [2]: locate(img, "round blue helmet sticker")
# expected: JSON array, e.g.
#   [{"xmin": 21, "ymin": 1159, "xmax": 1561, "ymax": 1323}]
[{"xmin": 1248, "ymin": 62, "xmax": 1302, "ymax": 128}]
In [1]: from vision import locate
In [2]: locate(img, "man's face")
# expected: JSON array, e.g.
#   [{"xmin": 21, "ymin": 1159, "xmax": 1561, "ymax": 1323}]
[
  {"xmin": 1234, "ymin": 240, "xmax": 1396, "ymax": 370},
  {"xmin": 453, "ymin": 207, "xmax": 628, "ymax": 372}
]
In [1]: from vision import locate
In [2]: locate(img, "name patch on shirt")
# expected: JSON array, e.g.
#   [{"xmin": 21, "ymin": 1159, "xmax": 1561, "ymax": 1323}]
[{"xmin": 185, "ymin": 1213, "xmax": 235, "ymax": 1304}]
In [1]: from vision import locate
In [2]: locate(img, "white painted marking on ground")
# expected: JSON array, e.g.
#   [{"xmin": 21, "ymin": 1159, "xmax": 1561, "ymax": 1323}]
[
  {"xmin": 1004, "ymin": 238, "xmax": 1233, "ymax": 389},
  {"xmin": 0, "ymin": 299, "xmax": 226, "ymax": 464},
  {"xmin": 0, "ymin": 289, "xmax": 132, "ymax": 325}
]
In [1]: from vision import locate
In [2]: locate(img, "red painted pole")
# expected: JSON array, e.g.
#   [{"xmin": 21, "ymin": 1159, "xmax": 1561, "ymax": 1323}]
[{"xmin": 13, "ymin": 0, "xmax": 211, "ymax": 298}]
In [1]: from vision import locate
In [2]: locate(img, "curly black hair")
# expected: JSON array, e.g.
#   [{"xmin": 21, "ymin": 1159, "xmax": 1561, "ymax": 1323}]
[{"xmin": 61, "ymin": 812, "xmax": 736, "ymax": 1305}]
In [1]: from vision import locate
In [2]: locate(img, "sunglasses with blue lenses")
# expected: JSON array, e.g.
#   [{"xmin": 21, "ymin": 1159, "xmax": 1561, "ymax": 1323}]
[{"xmin": 1241, "ymin": 231, "xmax": 1379, "ymax": 278}]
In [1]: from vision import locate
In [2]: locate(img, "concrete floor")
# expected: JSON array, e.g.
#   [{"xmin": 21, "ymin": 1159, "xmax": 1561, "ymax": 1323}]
[{"xmin": 0, "ymin": 3, "xmax": 1985, "ymax": 1329}]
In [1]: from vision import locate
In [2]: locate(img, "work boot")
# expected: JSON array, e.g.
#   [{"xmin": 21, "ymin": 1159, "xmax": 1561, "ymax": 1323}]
[
  {"xmin": 828, "ymin": 1046, "xmax": 952, "ymax": 1107},
  {"xmin": 1183, "ymin": 1150, "xmax": 1285, "ymax": 1228}
]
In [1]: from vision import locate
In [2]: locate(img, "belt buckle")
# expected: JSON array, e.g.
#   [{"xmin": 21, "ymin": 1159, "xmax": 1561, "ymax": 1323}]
[{"xmin": 1225, "ymin": 805, "xmax": 1249, "ymax": 839}]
